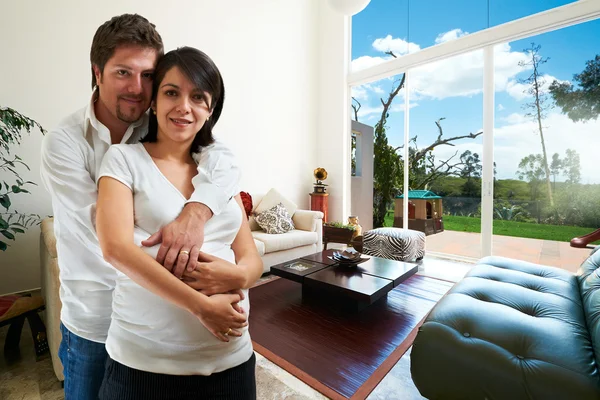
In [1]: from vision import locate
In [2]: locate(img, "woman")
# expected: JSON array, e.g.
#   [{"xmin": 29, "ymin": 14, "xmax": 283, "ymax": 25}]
[{"xmin": 95, "ymin": 47, "xmax": 263, "ymax": 399}]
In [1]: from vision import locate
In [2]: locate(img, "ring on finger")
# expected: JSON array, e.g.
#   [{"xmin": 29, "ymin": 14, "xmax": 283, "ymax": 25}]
[
  {"xmin": 223, "ymin": 328, "xmax": 232, "ymax": 336},
  {"xmin": 179, "ymin": 250, "xmax": 190, "ymax": 256}
]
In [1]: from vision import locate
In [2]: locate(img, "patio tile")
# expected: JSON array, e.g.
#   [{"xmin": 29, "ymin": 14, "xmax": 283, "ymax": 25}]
[{"xmin": 425, "ymin": 230, "xmax": 594, "ymax": 272}]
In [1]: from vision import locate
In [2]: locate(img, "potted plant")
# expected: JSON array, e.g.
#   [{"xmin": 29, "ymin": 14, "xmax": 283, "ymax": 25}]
[
  {"xmin": 0, "ymin": 106, "xmax": 46, "ymax": 251},
  {"xmin": 323, "ymin": 221, "xmax": 356, "ymax": 250}
]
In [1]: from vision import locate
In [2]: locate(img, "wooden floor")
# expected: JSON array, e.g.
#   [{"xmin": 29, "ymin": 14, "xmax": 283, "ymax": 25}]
[
  {"xmin": 1, "ymin": 256, "xmax": 473, "ymax": 400},
  {"xmin": 249, "ymin": 275, "xmax": 454, "ymax": 399}
]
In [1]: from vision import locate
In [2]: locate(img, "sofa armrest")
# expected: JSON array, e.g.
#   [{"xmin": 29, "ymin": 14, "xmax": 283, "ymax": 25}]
[
  {"xmin": 293, "ymin": 209, "xmax": 323, "ymax": 232},
  {"xmin": 293, "ymin": 209, "xmax": 323, "ymax": 252}
]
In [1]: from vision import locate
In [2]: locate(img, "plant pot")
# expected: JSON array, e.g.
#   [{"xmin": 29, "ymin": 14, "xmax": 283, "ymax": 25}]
[{"xmin": 323, "ymin": 226, "xmax": 355, "ymax": 244}]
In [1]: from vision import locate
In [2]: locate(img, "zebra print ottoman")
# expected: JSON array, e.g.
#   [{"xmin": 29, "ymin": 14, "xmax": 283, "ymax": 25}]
[{"xmin": 362, "ymin": 228, "xmax": 425, "ymax": 261}]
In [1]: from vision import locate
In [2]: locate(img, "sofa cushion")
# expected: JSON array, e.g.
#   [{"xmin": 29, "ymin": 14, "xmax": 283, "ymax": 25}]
[
  {"xmin": 255, "ymin": 202, "xmax": 295, "ymax": 234},
  {"xmin": 411, "ymin": 256, "xmax": 600, "ymax": 399},
  {"xmin": 577, "ymin": 248, "xmax": 600, "ymax": 368},
  {"xmin": 254, "ymin": 188, "xmax": 298, "ymax": 217},
  {"xmin": 252, "ymin": 229, "xmax": 318, "ymax": 253},
  {"xmin": 253, "ymin": 239, "xmax": 265, "ymax": 256}
]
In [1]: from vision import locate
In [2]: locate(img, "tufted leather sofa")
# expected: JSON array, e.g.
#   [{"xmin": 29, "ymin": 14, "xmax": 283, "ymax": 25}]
[{"xmin": 410, "ymin": 247, "xmax": 600, "ymax": 399}]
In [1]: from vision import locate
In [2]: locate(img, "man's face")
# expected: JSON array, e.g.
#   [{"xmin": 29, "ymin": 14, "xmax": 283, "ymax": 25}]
[{"xmin": 94, "ymin": 45, "xmax": 158, "ymax": 124}]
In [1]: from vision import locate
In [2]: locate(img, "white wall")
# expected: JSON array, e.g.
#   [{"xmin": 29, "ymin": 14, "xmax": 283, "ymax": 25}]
[
  {"xmin": 316, "ymin": 1, "xmax": 351, "ymax": 225},
  {"xmin": 0, "ymin": 0, "xmax": 329, "ymax": 294}
]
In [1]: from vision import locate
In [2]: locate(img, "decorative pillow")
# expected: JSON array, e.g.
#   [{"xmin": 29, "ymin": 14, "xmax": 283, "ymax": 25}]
[
  {"xmin": 239, "ymin": 191, "xmax": 253, "ymax": 220},
  {"xmin": 254, "ymin": 188, "xmax": 298, "ymax": 218},
  {"xmin": 255, "ymin": 202, "xmax": 295, "ymax": 234}
]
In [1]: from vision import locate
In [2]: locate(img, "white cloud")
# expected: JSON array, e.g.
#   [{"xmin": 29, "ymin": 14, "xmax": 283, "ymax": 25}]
[
  {"xmin": 494, "ymin": 111, "xmax": 599, "ymax": 183},
  {"xmin": 372, "ymin": 85, "xmax": 385, "ymax": 95},
  {"xmin": 409, "ymin": 41, "xmax": 533, "ymax": 100},
  {"xmin": 351, "ymin": 83, "xmax": 386, "ymax": 101},
  {"xmin": 505, "ymin": 74, "xmax": 566, "ymax": 101},
  {"xmin": 499, "ymin": 112, "xmax": 527, "ymax": 125},
  {"xmin": 372, "ymin": 35, "xmax": 421, "ymax": 55},
  {"xmin": 497, "ymin": 104, "xmax": 505, "ymax": 111},
  {"xmin": 355, "ymin": 101, "xmax": 417, "ymax": 119},
  {"xmin": 351, "ymin": 30, "xmax": 566, "ymax": 102},
  {"xmin": 434, "ymin": 29, "xmax": 468, "ymax": 44}
]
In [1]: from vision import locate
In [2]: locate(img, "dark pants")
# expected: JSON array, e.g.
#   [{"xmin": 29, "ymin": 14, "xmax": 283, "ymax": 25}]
[
  {"xmin": 58, "ymin": 323, "xmax": 109, "ymax": 400},
  {"xmin": 99, "ymin": 353, "xmax": 257, "ymax": 400}
]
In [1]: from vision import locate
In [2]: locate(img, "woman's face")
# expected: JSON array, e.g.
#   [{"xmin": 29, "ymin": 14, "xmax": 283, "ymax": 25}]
[{"xmin": 153, "ymin": 66, "xmax": 213, "ymax": 145}]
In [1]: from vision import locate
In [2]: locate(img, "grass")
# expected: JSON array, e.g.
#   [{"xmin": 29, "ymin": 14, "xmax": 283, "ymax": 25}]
[{"xmin": 384, "ymin": 211, "xmax": 600, "ymax": 244}]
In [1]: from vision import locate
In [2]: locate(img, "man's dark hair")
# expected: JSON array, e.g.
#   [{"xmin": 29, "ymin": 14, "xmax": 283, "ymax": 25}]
[
  {"xmin": 142, "ymin": 47, "xmax": 225, "ymax": 152},
  {"xmin": 90, "ymin": 14, "xmax": 164, "ymax": 89}
]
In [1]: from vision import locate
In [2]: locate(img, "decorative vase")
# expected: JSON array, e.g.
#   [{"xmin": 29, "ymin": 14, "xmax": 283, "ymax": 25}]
[{"xmin": 348, "ymin": 216, "xmax": 362, "ymax": 239}]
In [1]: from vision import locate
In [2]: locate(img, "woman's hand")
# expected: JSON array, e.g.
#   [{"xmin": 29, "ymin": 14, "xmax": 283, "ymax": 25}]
[
  {"xmin": 195, "ymin": 292, "xmax": 248, "ymax": 342},
  {"xmin": 181, "ymin": 252, "xmax": 246, "ymax": 295}
]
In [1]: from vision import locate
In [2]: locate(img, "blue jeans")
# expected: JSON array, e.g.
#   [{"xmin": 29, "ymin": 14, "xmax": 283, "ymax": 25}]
[{"xmin": 59, "ymin": 323, "xmax": 108, "ymax": 400}]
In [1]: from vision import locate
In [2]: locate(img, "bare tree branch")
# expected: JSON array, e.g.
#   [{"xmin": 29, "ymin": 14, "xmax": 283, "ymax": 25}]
[
  {"xmin": 414, "ymin": 119, "xmax": 483, "ymax": 165},
  {"xmin": 351, "ymin": 97, "xmax": 361, "ymax": 121}
]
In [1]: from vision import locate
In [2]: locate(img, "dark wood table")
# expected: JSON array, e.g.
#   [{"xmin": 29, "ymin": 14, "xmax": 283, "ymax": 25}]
[{"xmin": 270, "ymin": 250, "xmax": 419, "ymax": 311}]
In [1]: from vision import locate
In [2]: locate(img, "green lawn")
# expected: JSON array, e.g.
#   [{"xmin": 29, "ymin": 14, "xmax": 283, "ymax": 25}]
[{"xmin": 384, "ymin": 212, "xmax": 600, "ymax": 244}]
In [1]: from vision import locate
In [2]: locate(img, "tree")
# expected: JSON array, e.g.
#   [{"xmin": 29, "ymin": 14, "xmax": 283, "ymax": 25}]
[
  {"xmin": 459, "ymin": 150, "xmax": 482, "ymax": 197},
  {"xmin": 549, "ymin": 55, "xmax": 600, "ymax": 123},
  {"xmin": 519, "ymin": 43, "xmax": 554, "ymax": 206},
  {"xmin": 562, "ymin": 148, "xmax": 581, "ymax": 185},
  {"xmin": 549, "ymin": 153, "xmax": 562, "ymax": 191},
  {"xmin": 516, "ymin": 154, "xmax": 545, "ymax": 201}
]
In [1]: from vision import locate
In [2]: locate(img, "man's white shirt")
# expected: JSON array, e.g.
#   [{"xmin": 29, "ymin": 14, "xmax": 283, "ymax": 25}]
[{"xmin": 40, "ymin": 92, "xmax": 240, "ymax": 343}]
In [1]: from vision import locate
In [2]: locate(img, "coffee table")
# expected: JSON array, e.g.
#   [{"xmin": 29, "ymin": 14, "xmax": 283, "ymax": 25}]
[{"xmin": 270, "ymin": 249, "xmax": 419, "ymax": 311}]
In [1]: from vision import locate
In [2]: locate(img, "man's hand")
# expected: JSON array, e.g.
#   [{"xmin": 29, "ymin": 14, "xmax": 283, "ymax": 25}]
[
  {"xmin": 142, "ymin": 203, "xmax": 213, "ymax": 278},
  {"xmin": 181, "ymin": 252, "xmax": 247, "ymax": 295}
]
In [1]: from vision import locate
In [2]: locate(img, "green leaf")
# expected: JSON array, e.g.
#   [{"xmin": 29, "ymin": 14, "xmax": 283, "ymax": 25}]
[
  {"xmin": 0, "ymin": 216, "xmax": 7, "ymax": 229},
  {"xmin": 0, "ymin": 241, "xmax": 7, "ymax": 251},
  {"xmin": 11, "ymin": 227, "xmax": 24, "ymax": 234},
  {"xmin": 11, "ymin": 185, "xmax": 21, "ymax": 193},
  {"xmin": 0, "ymin": 195, "xmax": 10, "ymax": 210},
  {"xmin": 1, "ymin": 230, "xmax": 15, "ymax": 240}
]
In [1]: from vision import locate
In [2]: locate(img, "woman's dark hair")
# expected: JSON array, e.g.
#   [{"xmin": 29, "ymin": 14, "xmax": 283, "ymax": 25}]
[{"xmin": 142, "ymin": 47, "xmax": 225, "ymax": 152}]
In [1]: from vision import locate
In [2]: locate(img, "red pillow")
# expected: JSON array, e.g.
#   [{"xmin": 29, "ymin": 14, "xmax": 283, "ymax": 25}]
[{"xmin": 240, "ymin": 191, "xmax": 253, "ymax": 220}]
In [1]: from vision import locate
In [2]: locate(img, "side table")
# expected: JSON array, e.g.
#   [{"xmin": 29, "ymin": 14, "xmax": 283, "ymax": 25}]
[{"xmin": 309, "ymin": 192, "xmax": 328, "ymax": 222}]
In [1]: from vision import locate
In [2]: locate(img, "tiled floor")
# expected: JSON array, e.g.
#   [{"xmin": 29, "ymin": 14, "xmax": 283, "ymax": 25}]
[
  {"xmin": 426, "ymin": 230, "xmax": 595, "ymax": 272},
  {"xmin": 0, "ymin": 256, "xmax": 473, "ymax": 400}
]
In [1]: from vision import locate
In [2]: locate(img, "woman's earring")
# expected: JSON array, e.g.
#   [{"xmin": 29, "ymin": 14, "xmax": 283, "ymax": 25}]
[
  {"xmin": 153, "ymin": 109, "xmax": 156, "ymax": 115},
  {"xmin": 206, "ymin": 116, "xmax": 210, "ymax": 121}
]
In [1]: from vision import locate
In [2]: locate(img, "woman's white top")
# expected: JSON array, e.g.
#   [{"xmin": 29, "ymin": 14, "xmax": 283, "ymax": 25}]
[{"xmin": 98, "ymin": 143, "xmax": 252, "ymax": 375}]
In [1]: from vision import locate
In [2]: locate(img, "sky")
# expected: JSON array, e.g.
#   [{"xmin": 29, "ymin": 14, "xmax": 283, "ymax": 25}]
[{"xmin": 351, "ymin": 0, "xmax": 600, "ymax": 184}]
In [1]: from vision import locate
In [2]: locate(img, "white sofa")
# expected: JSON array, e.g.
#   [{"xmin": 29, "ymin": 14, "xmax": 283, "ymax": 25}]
[{"xmin": 248, "ymin": 193, "xmax": 323, "ymax": 273}]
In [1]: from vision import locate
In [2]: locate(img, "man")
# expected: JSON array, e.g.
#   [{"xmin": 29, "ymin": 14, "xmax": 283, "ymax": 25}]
[{"xmin": 40, "ymin": 14, "xmax": 241, "ymax": 399}]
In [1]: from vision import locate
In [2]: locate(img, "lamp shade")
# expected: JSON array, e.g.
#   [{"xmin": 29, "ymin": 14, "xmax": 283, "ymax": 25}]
[{"xmin": 327, "ymin": 0, "xmax": 371, "ymax": 16}]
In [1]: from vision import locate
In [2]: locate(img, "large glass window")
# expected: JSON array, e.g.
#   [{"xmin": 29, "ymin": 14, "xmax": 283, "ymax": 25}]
[
  {"xmin": 493, "ymin": 18, "xmax": 600, "ymax": 269},
  {"xmin": 350, "ymin": 74, "xmax": 406, "ymax": 228},
  {"xmin": 351, "ymin": 0, "xmax": 409, "ymax": 73},
  {"xmin": 490, "ymin": 0, "xmax": 576, "ymax": 27},
  {"xmin": 409, "ymin": 50, "xmax": 484, "ymax": 260}
]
